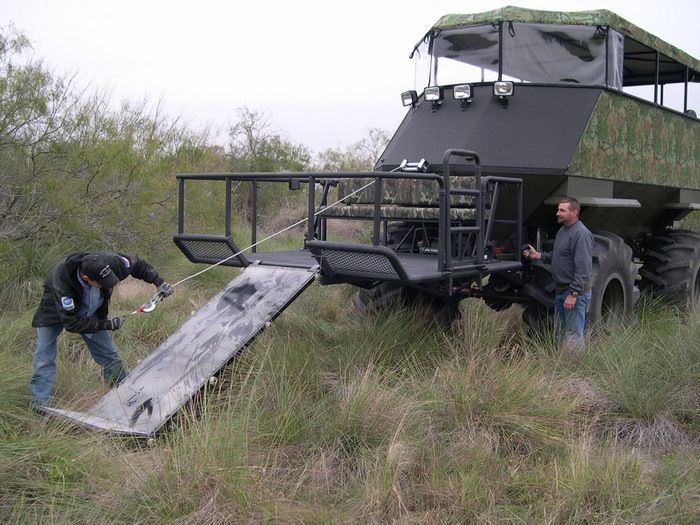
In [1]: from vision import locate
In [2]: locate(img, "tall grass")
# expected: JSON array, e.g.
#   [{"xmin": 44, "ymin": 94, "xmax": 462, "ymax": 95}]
[
  {"xmin": 549, "ymin": 436, "xmax": 650, "ymax": 522},
  {"xmin": 2, "ymin": 265, "xmax": 700, "ymax": 522},
  {"xmin": 584, "ymin": 298, "xmax": 700, "ymax": 447}
]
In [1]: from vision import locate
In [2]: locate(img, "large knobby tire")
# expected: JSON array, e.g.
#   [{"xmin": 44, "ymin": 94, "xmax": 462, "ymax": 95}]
[
  {"xmin": 588, "ymin": 231, "xmax": 639, "ymax": 326},
  {"xmin": 639, "ymin": 230, "xmax": 700, "ymax": 312},
  {"xmin": 354, "ymin": 283, "xmax": 461, "ymax": 329}
]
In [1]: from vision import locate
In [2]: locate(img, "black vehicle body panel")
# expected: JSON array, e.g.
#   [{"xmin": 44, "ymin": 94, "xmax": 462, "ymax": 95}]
[{"xmin": 377, "ymin": 84, "xmax": 600, "ymax": 173}]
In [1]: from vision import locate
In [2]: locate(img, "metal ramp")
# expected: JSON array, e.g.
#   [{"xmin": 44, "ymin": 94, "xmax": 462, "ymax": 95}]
[{"xmin": 43, "ymin": 264, "xmax": 317, "ymax": 437}]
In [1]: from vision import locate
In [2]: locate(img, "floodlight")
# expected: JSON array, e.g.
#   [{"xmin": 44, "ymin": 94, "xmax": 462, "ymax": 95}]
[
  {"xmin": 401, "ymin": 90, "xmax": 418, "ymax": 107},
  {"xmin": 493, "ymin": 81, "xmax": 514, "ymax": 97},
  {"xmin": 453, "ymin": 84, "xmax": 472, "ymax": 99},
  {"xmin": 424, "ymin": 86, "xmax": 442, "ymax": 101}
]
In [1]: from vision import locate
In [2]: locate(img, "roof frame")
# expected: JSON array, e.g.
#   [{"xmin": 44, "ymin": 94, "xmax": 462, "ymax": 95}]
[{"xmin": 432, "ymin": 6, "xmax": 700, "ymax": 81}]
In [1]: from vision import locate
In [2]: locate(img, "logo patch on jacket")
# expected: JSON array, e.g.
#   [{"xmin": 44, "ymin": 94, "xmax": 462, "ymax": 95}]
[{"xmin": 61, "ymin": 296, "xmax": 75, "ymax": 311}]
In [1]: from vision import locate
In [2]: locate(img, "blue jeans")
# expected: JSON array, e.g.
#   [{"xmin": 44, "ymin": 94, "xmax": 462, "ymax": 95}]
[
  {"xmin": 30, "ymin": 324, "xmax": 127, "ymax": 407},
  {"xmin": 554, "ymin": 290, "xmax": 591, "ymax": 353}
]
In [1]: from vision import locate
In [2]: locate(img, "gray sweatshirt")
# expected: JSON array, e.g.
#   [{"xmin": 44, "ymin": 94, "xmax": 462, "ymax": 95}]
[{"xmin": 540, "ymin": 220, "xmax": 594, "ymax": 294}]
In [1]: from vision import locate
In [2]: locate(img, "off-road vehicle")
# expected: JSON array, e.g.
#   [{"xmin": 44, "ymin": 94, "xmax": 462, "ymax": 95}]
[
  {"xmin": 177, "ymin": 6, "xmax": 700, "ymax": 324},
  {"xmin": 47, "ymin": 7, "xmax": 700, "ymax": 435}
]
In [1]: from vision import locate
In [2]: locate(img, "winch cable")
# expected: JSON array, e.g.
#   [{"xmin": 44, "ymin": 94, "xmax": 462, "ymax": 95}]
[{"xmin": 131, "ymin": 178, "xmax": 377, "ymax": 313}]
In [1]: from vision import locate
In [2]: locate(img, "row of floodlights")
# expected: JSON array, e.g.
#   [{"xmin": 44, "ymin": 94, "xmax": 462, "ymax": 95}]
[{"xmin": 401, "ymin": 81, "xmax": 515, "ymax": 108}]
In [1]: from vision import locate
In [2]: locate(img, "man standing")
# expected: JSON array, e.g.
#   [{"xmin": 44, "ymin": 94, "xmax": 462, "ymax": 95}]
[
  {"xmin": 30, "ymin": 251, "xmax": 173, "ymax": 408},
  {"xmin": 522, "ymin": 197, "xmax": 594, "ymax": 353}
]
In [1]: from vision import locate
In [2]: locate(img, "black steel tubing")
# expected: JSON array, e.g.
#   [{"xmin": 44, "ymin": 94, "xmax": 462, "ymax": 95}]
[
  {"xmin": 251, "ymin": 180, "xmax": 257, "ymax": 253},
  {"xmin": 451, "ymin": 226, "xmax": 480, "ymax": 233},
  {"xmin": 654, "ymin": 51, "xmax": 660, "ymax": 104},
  {"xmin": 225, "ymin": 177, "xmax": 232, "ymax": 238},
  {"xmin": 176, "ymin": 171, "xmax": 445, "ymax": 183},
  {"xmin": 178, "ymin": 178, "xmax": 185, "ymax": 234},
  {"xmin": 604, "ymin": 25, "xmax": 609, "ymax": 87},
  {"xmin": 476, "ymin": 162, "xmax": 484, "ymax": 266},
  {"xmin": 438, "ymin": 188, "xmax": 446, "ymax": 272},
  {"xmin": 498, "ymin": 22, "xmax": 503, "ymax": 81},
  {"xmin": 483, "ymin": 181, "xmax": 501, "ymax": 248},
  {"xmin": 307, "ymin": 176, "xmax": 316, "ymax": 241},
  {"xmin": 482, "ymin": 176, "xmax": 522, "ymax": 183},
  {"xmin": 685, "ymin": 66, "xmax": 689, "ymax": 112},
  {"xmin": 452, "ymin": 261, "xmax": 522, "ymax": 273},
  {"xmin": 373, "ymin": 175, "xmax": 383, "ymax": 245},
  {"xmin": 516, "ymin": 181, "xmax": 523, "ymax": 258}
]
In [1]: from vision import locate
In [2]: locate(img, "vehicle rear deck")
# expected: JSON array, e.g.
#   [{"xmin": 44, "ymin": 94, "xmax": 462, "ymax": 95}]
[{"xmin": 173, "ymin": 150, "xmax": 524, "ymax": 290}]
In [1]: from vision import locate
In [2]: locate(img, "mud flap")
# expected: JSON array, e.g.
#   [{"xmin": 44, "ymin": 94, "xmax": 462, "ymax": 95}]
[{"xmin": 42, "ymin": 265, "xmax": 317, "ymax": 437}]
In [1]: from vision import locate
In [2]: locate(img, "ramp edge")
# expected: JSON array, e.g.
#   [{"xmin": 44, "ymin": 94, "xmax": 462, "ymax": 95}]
[{"xmin": 41, "ymin": 406, "xmax": 150, "ymax": 437}]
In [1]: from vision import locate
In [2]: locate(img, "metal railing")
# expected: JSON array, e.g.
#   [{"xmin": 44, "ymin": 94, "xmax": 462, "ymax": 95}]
[{"xmin": 175, "ymin": 150, "xmax": 523, "ymax": 274}]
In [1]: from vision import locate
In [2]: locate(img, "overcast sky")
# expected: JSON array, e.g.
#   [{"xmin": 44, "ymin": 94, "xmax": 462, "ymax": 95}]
[{"xmin": 3, "ymin": 0, "xmax": 699, "ymax": 153}]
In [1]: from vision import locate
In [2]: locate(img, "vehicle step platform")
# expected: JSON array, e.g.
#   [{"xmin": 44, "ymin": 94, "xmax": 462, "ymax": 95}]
[
  {"xmin": 173, "ymin": 232, "xmax": 317, "ymax": 269},
  {"xmin": 306, "ymin": 241, "xmax": 522, "ymax": 283},
  {"xmin": 42, "ymin": 264, "xmax": 318, "ymax": 437}
]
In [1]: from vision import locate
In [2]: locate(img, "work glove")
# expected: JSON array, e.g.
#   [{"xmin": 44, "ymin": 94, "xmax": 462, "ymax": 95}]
[
  {"xmin": 156, "ymin": 282, "xmax": 173, "ymax": 298},
  {"xmin": 104, "ymin": 317, "xmax": 125, "ymax": 331}
]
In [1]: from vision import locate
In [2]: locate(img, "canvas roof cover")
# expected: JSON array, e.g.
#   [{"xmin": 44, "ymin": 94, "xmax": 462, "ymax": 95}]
[{"xmin": 431, "ymin": 6, "xmax": 700, "ymax": 83}]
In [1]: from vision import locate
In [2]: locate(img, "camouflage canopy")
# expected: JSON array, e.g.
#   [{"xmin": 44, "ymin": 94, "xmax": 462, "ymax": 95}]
[{"xmin": 432, "ymin": 5, "xmax": 700, "ymax": 80}]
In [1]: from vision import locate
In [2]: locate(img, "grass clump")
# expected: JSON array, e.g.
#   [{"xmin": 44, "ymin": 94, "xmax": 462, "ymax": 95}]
[
  {"xmin": 585, "ymin": 299, "xmax": 700, "ymax": 447},
  {"xmin": 549, "ymin": 437, "xmax": 650, "ymax": 522}
]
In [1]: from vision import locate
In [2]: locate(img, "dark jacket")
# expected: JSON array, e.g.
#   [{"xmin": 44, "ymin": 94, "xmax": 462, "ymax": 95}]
[
  {"xmin": 32, "ymin": 251, "xmax": 164, "ymax": 333},
  {"xmin": 540, "ymin": 220, "xmax": 594, "ymax": 294}
]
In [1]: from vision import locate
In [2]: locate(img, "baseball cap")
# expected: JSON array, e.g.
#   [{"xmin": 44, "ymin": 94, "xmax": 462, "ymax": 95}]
[{"xmin": 80, "ymin": 254, "xmax": 120, "ymax": 288}]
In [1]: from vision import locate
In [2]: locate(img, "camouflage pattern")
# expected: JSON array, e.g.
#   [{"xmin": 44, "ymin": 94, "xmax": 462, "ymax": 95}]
[
  {"xmin": 567, "ymin": 90, "xmax": 699, "ymax": 188},
  {"xmin": 43, "ymin": 266, "xmax": 317, "ymax": 436},
  {"xmin": 338, "ymin": 177, "xmax": 475, "ymax": 206},
  {"xmin": 433, "ymin": 7, "xmax": 700, "ymax": 75},
  {"xmin": 321, "ymin": 203, "xmax": 475, "ymax": 221}
]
